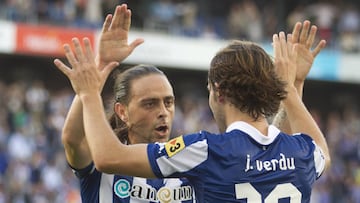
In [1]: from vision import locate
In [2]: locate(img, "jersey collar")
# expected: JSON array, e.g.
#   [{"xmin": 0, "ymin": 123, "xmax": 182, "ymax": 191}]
[{"xmin": 226, "ymin": 121, "xmax": 280, "ymax": 145}]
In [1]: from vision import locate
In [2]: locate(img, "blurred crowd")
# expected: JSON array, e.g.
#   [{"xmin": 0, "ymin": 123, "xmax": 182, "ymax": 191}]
[
  {"xmin": 309, "ymin": 105, "xmax": 360, "ymax": 202},
  {"xmin": 1, "ymin": 0, "xmax": 360, "ymax": 52},
  {"xmin": 0, "ymin": 78, "xmax": 359, "ymax": 202}
]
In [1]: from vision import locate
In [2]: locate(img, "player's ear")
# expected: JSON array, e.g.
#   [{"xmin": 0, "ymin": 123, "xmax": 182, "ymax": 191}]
[
  {"xmin": 214, "ymin": 82, "xmax": 225, "ymax": 103},
  {"xmin": 114, "ymin": 102, "xmax": 128, "ymax": 122}
]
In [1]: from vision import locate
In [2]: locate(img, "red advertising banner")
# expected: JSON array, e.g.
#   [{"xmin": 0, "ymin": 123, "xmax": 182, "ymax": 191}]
[{"xmin": 15, "ymin": 23, "xmax": 95, "ymax": 56}]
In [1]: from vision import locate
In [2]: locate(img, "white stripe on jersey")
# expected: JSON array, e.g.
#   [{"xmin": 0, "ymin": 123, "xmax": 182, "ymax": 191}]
[
  {"xmin": 164, "ymin": 178, "xmax": 181, "ymax": 188},
  {"xmin": 99, "ymin": 173, "xmax": 114, "ymax": 203},
  {"xmin": 157, "ymin": 139, "xmax": 208, "ymax": 177},
  {"xmin": 163, "ymin": 178, "xmax": 182, "ymax": 203}
]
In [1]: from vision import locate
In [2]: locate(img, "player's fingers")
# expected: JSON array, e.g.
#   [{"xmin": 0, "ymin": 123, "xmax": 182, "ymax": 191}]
[
  {"xmin": 117, "ymin": 5, "xmax": 126, "ymax": 29},
  {"xmin": 273, "ymin": 34, "xmax": 281, "ymax": 58},
  {"xmin": 54, "ymin": 59, "xmax": 71, "ymax": 76},
  {"xmin": 292, "ymin": 42, "xmax": 299, "ymax": 60},
  {"xmin": 102, "ymin": 61, "xmax": 119, "ymax": 78},
  {"xmin": 129, "ymin": 38, "xmax": 144, "ymax": 52},
  {"xmin": 306, "ymin": 25, "xmax": 317, "ymax": 49},
  {"xmin": 299, "ymin": 20, "xmax": 310, "ymax": 44},
  {"xmin": 123, "ymin": 8, "xmax": 131, "ymax": 31},
  {"xmin": 110, "ymin": 5, "xmax": 124, "ymax": 30},
  {"xmin": 83, "ymin": 38, "xmax": 95, "ymax": 62},
  {"xmin": 120, "ymin": 4, "xmax": 128, "ymax": 30},
  {"xmin": 291, "ymin": 22, "xmax": 302, "ymax": 43},
  {"xmin": 72, "ymin": 38, "xmax": 86, "ymax": 63},
  {"xmin": 279, "ymin": 32, "xmax": 287, "ymax": 57},
  {"xmin": 290, "ymin": 44, "xmax": 299, "ymax": 79},
  {"xmin": 312, "ymin": 40, "xmax": 326, "ymax": 57},
  {"xmin": 287, "ymin": 34, "xmax": 293, "ymax": 55},
  {"xmin": 63, "ymin": 44, "xmax": 78, "ymax": 66},
  {"xmin": 101, "ymin": 14, "xmax": 112, "ymax": 33}
]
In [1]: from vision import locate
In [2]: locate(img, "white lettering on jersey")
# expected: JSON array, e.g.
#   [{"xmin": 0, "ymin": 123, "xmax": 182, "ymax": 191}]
[{"xmin": 245, "ymin": 153, "xmax": 295, "ymax": 172}]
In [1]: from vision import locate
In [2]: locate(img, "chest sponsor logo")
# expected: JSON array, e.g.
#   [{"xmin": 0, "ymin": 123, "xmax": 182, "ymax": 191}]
[
  {"xmin": 114, "ymin": 179, "xmax": 193, "ymax": 202},
  {"xmin": 165, "ymin": 136, "xmax": 185, "ymax": 157}
]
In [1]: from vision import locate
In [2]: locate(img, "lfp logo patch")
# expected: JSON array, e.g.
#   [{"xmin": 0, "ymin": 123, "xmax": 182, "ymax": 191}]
[{"xmin": 165, "ymin": 136, "xmax": 185, "ymax": 157}]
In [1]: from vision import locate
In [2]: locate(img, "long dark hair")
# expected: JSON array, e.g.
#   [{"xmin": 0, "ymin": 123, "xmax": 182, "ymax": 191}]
[
  {"xmin": 208, "ymin": 40, "xmax": 287, "ymax": 120},
  {"xmin": 108, "ymin": 64, "xmax": 167, "ymax": 144}
]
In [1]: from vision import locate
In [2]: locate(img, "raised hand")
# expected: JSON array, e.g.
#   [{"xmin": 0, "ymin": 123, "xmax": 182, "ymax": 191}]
[
  {"xmin": 273, "ymin": 31, "xmax": 298, "ymax": 91},
  {"xmin": 271, "ymin": 21, "xmax": 325, "ymax": 133},
  {"xmin": 97, "ymin": 4, "xmax": 144, "ymax": 68},
  {"xmin": 54, "ymin": 38, "xmax": 119, "ymax": 96},
  {"xmin": 291, "ymin": 20, "xmax": 326, "ymax": 85}
]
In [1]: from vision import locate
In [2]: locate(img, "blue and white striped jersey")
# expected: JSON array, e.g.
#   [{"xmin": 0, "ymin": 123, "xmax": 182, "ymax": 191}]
[
  {"xmin": 72, "ymin": 163, "xmax": 195, "ymax": 203},
  {"xmin": 147, "ymin": 121, "xmax": 326, "ymax": 203}
]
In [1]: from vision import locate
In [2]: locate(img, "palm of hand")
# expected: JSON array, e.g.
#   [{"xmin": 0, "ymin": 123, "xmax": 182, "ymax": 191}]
[
  {"xmin": 72, "ymin": 66, "xmax": 102, "ymax": 95},
  {"xmin": 98, "ymin": 29, "xmax": 130, "ymax": 66}
]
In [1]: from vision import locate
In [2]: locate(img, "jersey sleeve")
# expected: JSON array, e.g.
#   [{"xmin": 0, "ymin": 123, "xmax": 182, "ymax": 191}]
[
  {"xmin": 313, "ymin": 141, "xmax": 326, "ymax": 178},
  {"xmin": 147, "ymin": 133, "xmax": 209, "ymax": 178},
  {"xmin": 69, "ymin": 162, "xmax": 96, "ymax": 179},
  {"xmin": 147, "ymin": 142, "xmax": 165, "ymax": 178}
]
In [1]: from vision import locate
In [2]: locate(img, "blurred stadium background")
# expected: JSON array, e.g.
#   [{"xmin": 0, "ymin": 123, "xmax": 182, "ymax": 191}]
[{"xmin": 0, "ymin": 0, "xmax": 360, "ymax": 202}]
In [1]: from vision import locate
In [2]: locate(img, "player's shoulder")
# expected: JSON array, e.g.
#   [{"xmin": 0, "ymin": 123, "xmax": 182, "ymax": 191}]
[
  {"xmin": 173, "ymin": 130, "xmax": 213, "ymax": 146},
  {"xmin": 279, "ymin": 132, "xmax": 317, "ymax": 151},
  {"xmin": 286, "ymin": 132, "xmax": 315, "ymax": 143},
  {"xmin": 176, "ymin": 130, "xmax": 214, "ymax": 144}
]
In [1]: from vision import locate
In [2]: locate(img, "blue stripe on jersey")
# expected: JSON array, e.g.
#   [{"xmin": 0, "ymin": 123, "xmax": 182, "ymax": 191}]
[
  {"xmin": 73, "ymin": 162, "xmax": 195, "ymax": 203},
  {"xmin": 147, "ymin": 125, "xmax": 325, "ymax": 203}
]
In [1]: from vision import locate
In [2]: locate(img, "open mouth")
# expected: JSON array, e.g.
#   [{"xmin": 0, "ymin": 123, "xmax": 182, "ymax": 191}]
[{"xmin": 155, "ymin": 125, "xmax": 168, "ymax": 133}]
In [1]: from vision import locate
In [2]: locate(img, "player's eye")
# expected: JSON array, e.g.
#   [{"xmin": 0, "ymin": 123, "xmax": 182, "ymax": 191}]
[
  {"xmin": 164, "ymin": 97, "xmax": 174, "ymax": 108},
  {"xmin": 143, "ymin": 101, "xmax": 155, "ymax": 108},
  {"xmin": 165, "ymin": 100, "xmax": 174, "ymax": 108}
]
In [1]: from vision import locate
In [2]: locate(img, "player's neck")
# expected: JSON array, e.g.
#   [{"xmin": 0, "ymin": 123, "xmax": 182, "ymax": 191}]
[{"xmin": 225, "ymin": 106, "xmax": 269, "ymax": 136}]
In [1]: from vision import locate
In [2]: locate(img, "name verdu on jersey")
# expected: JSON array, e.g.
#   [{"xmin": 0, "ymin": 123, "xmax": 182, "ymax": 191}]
[
  {"xmin": 245, "ymin": 153, "xmax": 295, "ymax": 172},
  {"xmin": 114, "ymin": 179, "xmax": 193, "ymax": 202}
]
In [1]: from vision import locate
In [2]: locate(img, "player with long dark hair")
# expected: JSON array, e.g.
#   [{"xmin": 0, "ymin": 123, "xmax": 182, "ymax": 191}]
[{"xmin": 61, "ymin": 5, "xmax": 194, "ymax": 202}]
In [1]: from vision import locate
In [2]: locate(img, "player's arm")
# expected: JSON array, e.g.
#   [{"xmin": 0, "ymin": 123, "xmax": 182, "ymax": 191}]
[
  {"xmin": 62, "ymin": 95, "xmax": 91, "ymax": 169},
  {"xmin": 273, "ymin": 32, "xmax": 331, "ymax": 169},
  {"xmin": 61, "ymin": 4, "xmax": 143, "ymax": 169},
  {"xmin": 272, "ymin": 20, "xmax": 326, "ymax": 134},
  {"xmin": 54, "ymin": 37, "xmax": 155, "ymax": 178}
]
